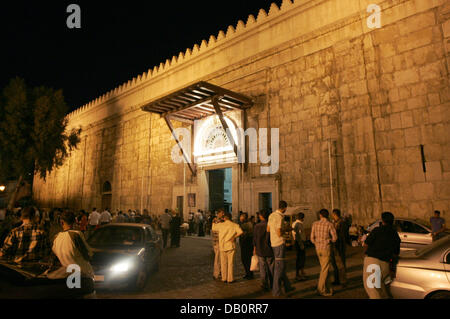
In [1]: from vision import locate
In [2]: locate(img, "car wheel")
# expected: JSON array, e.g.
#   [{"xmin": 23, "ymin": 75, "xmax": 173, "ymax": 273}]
[
  {"xmin": 133, "ymin": 267, "xmax": 148, "ymax": 291},
  {"xmin": 154, "ymin": 252, "xmax": 162, "ymax": 272},
  {"xmin": 429, "ymin": 291, "xmax": 450, "ymax": 299}
]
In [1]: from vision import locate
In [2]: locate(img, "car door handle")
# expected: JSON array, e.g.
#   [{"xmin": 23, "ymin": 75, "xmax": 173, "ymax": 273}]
[{"xmin": 403, "ymin": 235, "xmax": 407, "ymax": 238}]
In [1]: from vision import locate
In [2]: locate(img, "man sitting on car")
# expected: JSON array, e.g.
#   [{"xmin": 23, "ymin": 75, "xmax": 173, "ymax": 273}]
[
  {"xmin": 47, "ymin": 211, "xmax": 94, "ymax": 280},
  {"xmin": 0, "ymin": 206, "xmax": 49, "ymax": 264}
]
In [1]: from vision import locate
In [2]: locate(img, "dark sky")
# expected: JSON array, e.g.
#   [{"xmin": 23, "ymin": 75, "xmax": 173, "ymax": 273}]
[{"xmin": 1, "ymin": 1, "xmax": 282, "ymax": 112}]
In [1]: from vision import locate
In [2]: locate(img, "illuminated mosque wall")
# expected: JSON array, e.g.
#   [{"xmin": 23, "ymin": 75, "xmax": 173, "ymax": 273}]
[{"xmin": 33, "ymin": 0, "xmax": 450, "ymax": 225}]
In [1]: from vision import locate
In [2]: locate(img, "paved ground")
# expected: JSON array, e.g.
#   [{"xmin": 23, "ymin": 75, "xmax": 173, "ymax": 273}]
[{"xmin": 96, "ymin": 235, "xmax": 368, "ymax": 299}]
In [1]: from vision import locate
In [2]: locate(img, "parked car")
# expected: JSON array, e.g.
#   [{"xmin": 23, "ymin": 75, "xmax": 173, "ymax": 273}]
[
  {"xmin": 366, "ymin": 217, "xmax": 448, "ymax": 251},
  {"xmin": 87, "ymin": 223, "xmax": 162, "ymax": 290},
  {"xmin": 390, "ymin": 235, "xmax": 450, "ymax": 299},
  {"xmin": 0, "ymin": 260, "xmax": 95, "ymax": 299}
]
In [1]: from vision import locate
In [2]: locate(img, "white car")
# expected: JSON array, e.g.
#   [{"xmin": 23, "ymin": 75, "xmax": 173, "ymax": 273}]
[
  {"xmin": 366, "ymin": 218, "xmax": 448, "ymax": 251},
  {"xmin": 390, "ymin": 236, "xmax": 450, "ymax": 299}
]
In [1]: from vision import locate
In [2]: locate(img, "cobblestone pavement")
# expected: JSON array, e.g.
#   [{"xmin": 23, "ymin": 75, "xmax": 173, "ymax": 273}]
[{"xmin": 96, "ymin": 235, "xmax": 368, "ymax": 299}]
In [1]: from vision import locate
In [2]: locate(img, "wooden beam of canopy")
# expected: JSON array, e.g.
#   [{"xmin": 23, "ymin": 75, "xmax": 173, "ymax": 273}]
[
  {"xmin": 163, "ymin": 116, "xmax": 196, "ymax": 176},
  {"xmin": 141, "ymin": 81, "xmax": 253, "ymax": 175},
  {"xmin": 141, "ymin": 81, "xmax": 253, "ymax": 121}
]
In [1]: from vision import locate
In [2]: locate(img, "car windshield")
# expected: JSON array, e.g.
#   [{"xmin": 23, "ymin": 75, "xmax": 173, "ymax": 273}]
[
  {"xmin": 414, "ymin": 235, "xmax": 450, "ymax": 256},
  {"xmin": 414, "ymin": 218, "xmax": 431, "ymax": 229},
  {"xmin": 88, "ymin": 226, "xmax": 143, "ymax": 248}
]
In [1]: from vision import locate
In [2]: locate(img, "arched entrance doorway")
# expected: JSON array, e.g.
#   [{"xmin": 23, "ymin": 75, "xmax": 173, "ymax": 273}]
[
  {"xmin": 101, "ymin": 181, "xmax": 112, "ymax": 211},
  {"xmin": 194, "ymin": 115, "xmax": 238, "ymax": 214}
]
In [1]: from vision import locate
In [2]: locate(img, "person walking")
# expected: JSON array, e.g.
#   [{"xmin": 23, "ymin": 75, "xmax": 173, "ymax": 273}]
[
  {"xmin": 142, "ymin": 209, "xmax": 152, "ymax": 225},
  {"xmin": 99, "ymin": 208, "xmax": 112, "ymax": 226},
  {"xmin": 310, "ymin": 208, "xmax": 337, "ymax": 297},
  {"xmin": 160, "ymin": 209, "xmax": 172, "ymax": 248},
  {"xmin": 430, "ymin": 210, "xmax": 446, "ymax": 241},
  {"xmin": 253, "ymin": 209, "xmax": 274, "ymax": 291},
  {"xmin": 330, "ymin": 209, "xmax": 348, "ymax": 287},
  {"xmin": 239, "ymin": 212, "xmax": 254, "ymax": 279},
  {"xmin": 363, "ymin": 212, "xmax": 401, "ymax": 299},
  {"xmin": 87, "ymin": 208, "xmax": 100, "ymax": 235},
  {"xmin": 188, "ymin": 212, "xmax": 195, "ymax": 236},
  {"xmin": 212, "ymin": 212, "xmax": 243, "ymax": 284},
  {"xmin": 292, "ymin": 212, "xmax": 307, "ymax": 281},
  {"xmin": 198, "ymin": 212, "xmax": 205, "ymax": 237},
  {"xmin": 170, "ymin": 212, "xmax": 182, "ymax": 248},
  {"xmin": 212, "ymin": 208, "xmax": 225, "ymax": 281},
  {"xmin": 267, "ymin": 201, "xmax": 295, "ymax": 297},
  {"xmin": 79, "ymin": 210, "xmax": 88, "ymax": 233}
]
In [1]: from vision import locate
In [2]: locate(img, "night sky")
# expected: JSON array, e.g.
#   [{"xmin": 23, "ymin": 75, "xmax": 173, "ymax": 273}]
[{"xmin": 1, "ymin": 1, "xmax": 282, "ymax": 112}]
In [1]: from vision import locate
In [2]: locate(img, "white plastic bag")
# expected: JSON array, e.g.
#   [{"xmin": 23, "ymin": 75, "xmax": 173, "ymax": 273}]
[{"xmin": 250, "ymin": 255, "xmax": 259, "ymax": 271}]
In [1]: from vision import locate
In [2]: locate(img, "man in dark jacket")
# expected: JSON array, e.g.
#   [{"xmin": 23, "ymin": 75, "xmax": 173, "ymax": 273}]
[
  {"xmin": 170, "ymin": 211, "xmax": 182, "ymax": 248},
  {"xmin": 363, "ymin": 211, "xmax": 401, "ymax": 299},
  {"xmin": 239, "ymin": 212, "xmax": 254, "ymax": 279},
  {"xmin": 253, "ymin": 209, "xmax": 274, "ymax": 291},
  {"xmin": 331, "ymin": 209, "xmax": 347, "ymax": 287}
]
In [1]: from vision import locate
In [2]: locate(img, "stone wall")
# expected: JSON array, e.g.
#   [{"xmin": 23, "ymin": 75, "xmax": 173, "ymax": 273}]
[{"xmin": 33, "ymin": 0, "xmax": 449, "ymax": 225}]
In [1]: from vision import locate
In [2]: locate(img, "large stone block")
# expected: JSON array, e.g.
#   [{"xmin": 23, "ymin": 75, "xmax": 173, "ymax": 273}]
[
  {"xmin": 436, "ymin": 182, "xmax": 450, "ymax": 199},
  {"xmin": 394, "ymin": 69, "xmax": 420, "ymax": 87},
  {"xmin": 425, "ymin": 161, "xmax": 443, "ymax": 181},
  {"xmin": 390, "ymin": 113, "xmax": 402, "ymax": 130},
  {"xmin": 404, "ymin": 127, "xmax": 421, "ymax": 146},
  {"xmin": 398, "ymin": 10, "xmax": 436, "ymax": 36},
  {"xmin": 419, "ymin": 61, "xmax": 444, "ymax": 81},
  {"xmin": 401, "ymin": 111, "xmax": 414, "ymax": 128},
  {"xmin": 443, "ymin": 19, "xmax": 450, "ymax": 38},
  {"xmin": 397, "ymin": 27, "xmax": 434, "ymax": 53},
  {"xmin": 412, "ymin": 182, "xmax": 434, "ymax": 200}
]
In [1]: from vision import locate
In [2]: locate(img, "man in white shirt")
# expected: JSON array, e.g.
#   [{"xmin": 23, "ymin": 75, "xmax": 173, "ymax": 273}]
[
  {"xmin": 160, "ymin": 209, "xmax": 172, "ymax": 248},
  {"xmin": 99, "ymin": 208, "xmax": 112, "ymax": 225},
  {"xmin": 267, "ymin": 201, "xmax": 294, "ymax": 296},
  {"xmin": 88, "ymin": 208, "xmax": 100, "ymax": 234},
  {"xmin": 47, "ymin": 211, "xmax": 94, "ymax": 295},
  {"xmin": 48, "ymin": 211, "xmax": 94, "ymax": 279},
  {"xmin": 212, "ymin": 212, "xmax": 243, "ymax": 283}
]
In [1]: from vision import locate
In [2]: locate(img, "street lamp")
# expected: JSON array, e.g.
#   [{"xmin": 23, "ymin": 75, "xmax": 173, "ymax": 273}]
[{"xmin": 0, "ymin": 185, "xmax": 5, "ymax": 192}]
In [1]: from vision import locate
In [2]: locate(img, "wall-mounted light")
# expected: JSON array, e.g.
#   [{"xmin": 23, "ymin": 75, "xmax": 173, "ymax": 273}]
[{"xmin": 0, "ymin": 185, "xmax": 5, "ymax": 192}]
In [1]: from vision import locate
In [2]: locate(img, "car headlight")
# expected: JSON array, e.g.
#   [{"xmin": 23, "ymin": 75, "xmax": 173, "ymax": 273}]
[{"xmin": 110, "ymin": 259, "xmax": 134, "ymax": 274}]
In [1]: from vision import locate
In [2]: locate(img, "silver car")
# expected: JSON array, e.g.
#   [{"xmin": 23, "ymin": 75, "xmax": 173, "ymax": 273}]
[
  {"xmin": 366, "ymin": 218, "xmax": 447, "ymax": 251},
  {"xmin": 390, "ymin": 236, "xmax": 450, "ymax": 299}
]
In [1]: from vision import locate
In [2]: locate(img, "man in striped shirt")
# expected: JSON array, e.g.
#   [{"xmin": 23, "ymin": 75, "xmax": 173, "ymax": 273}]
[
  {"xmin": 0, "ymin": 206, "xmax": 49, "ymax": 264},
  {"xmin": 310, "ymin": 208, "xmax": 337, "ymax": 296}
]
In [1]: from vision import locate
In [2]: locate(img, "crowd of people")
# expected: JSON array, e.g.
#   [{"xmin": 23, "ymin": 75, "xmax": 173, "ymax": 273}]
[
  {"xmin": 0, "ymin": 202, "xmax": 446, "ymax": 299},
  {"xmin": 208, "ymin": 202, "xmax": 447, "ymax": 299},
  {"xmin": 0, "ymin": 205, "xmax": 181, "ymax": 267}
]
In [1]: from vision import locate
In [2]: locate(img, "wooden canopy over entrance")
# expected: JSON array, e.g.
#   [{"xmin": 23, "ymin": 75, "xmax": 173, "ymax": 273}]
[{"xmin": 141, "ymin": 81, "xmax": 253, "ymax": 176}]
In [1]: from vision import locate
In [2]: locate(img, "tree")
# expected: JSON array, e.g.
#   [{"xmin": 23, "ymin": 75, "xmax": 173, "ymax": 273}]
[{"xmin": 0, "ymin": 77, "xmax": 81, "ymax": 209}]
